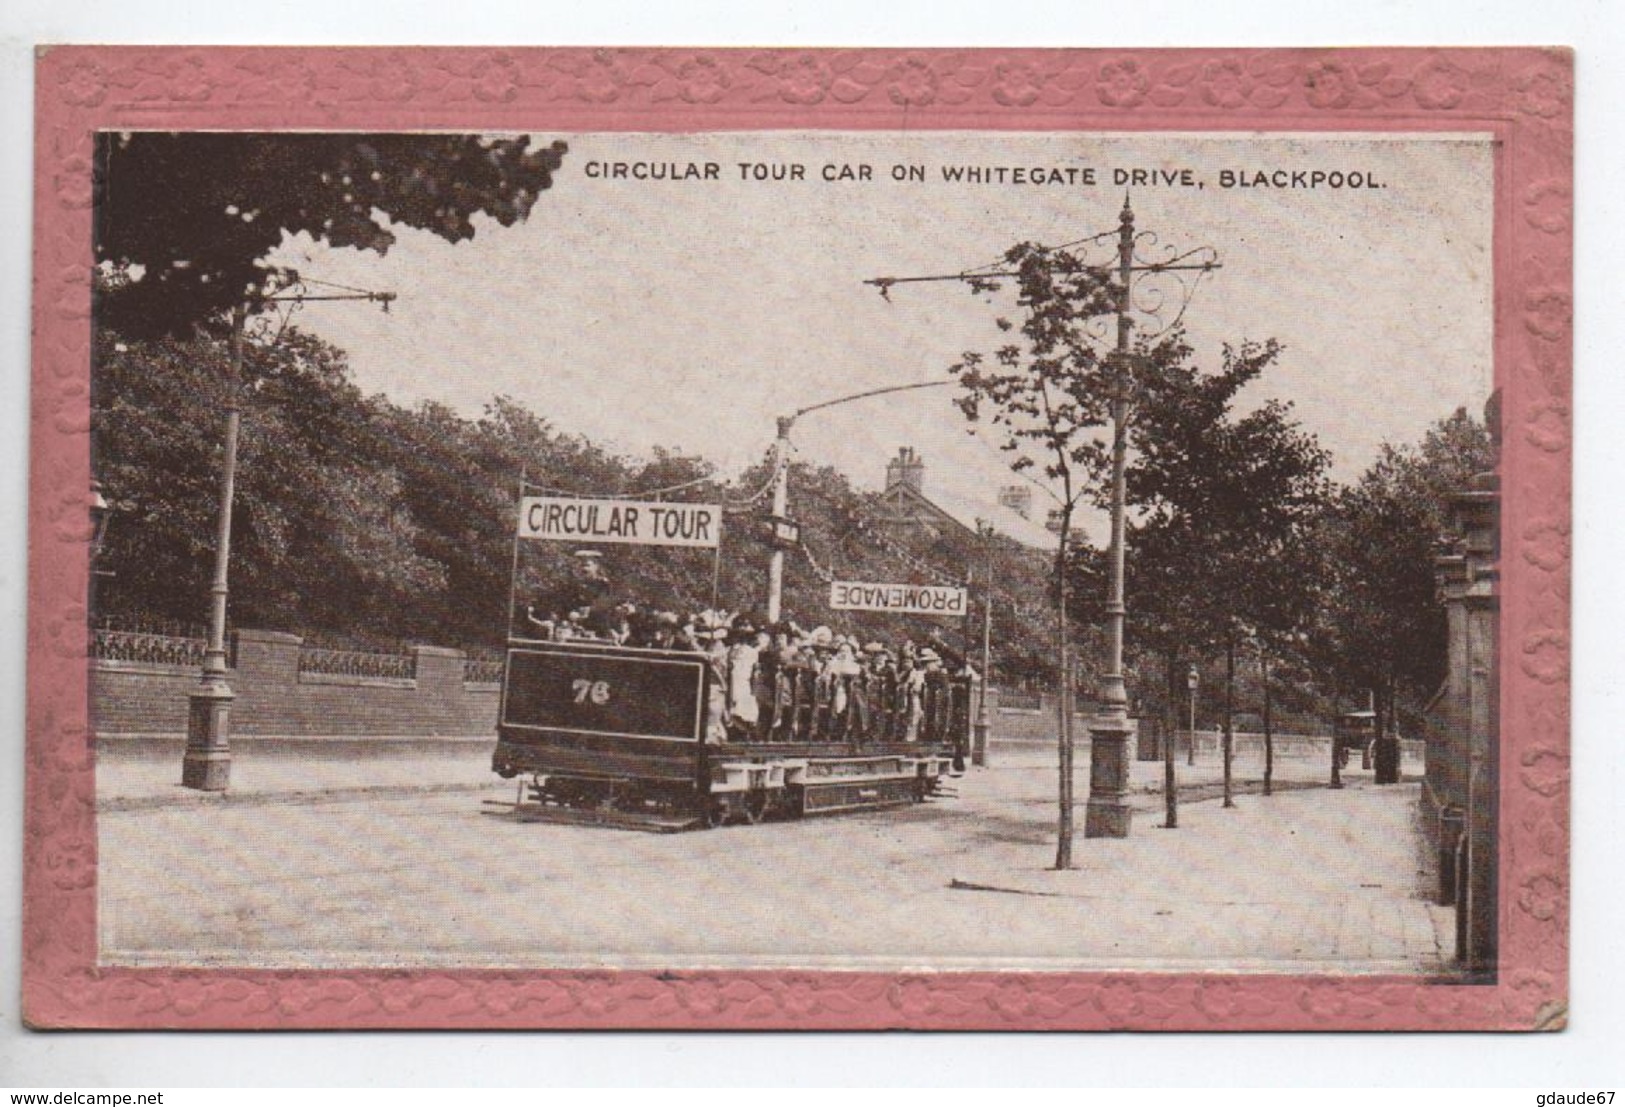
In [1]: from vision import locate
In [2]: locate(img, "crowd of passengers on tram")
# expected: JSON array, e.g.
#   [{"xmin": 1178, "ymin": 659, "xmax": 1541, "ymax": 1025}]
[{"xmin": 525, "ymin": 601, "xmax": 974, "ymax": 745}]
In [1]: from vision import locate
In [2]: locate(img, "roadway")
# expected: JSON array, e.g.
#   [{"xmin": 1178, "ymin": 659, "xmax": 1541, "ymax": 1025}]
[{"xmin": 95, "ymin": 743, "xmax": 1453, "ymax": 974}]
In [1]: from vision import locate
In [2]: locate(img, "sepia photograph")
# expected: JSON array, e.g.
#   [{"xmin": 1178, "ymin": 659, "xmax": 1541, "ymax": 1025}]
[{"xmin": 23, "ymin": 46, "xmax": 1571, "ymax": 1031}]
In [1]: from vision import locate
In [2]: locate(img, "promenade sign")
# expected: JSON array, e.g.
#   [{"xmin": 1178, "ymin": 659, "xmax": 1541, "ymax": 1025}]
[
  {"xmin": 518, "ymin": 497, "xmax": 721, "ymax": 548},
  {"xmin": 829, "ymin": 580, "xmax": 968, "ymax": 617}
]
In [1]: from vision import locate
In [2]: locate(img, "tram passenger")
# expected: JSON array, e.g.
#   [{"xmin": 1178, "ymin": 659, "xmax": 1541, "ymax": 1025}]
[
  {"xmin": 605, "ymin": 601, "xmax": 639, "ymax": 645},
  {"xmin": 806, "ymin": 626, "xmax": 836, "ymax": 738},
  {"xmin": 920, "ymin": 647, "xmax": 950, "ymax": 744},
  {"xmin": 868, "ymin": 644, "xmax": 899, "ymax": 741},
  {"xmin": 555, "ymin": 607, "xmax": 597, "ymax": 641},
  {"xmin": 764, "ymin": 620, "xmax": 805, "ymax": 741},
  {"xmin": 744, "ymin": 619, "xmax": 775, "ymax": 740},
  {"xmin": 526, "ymin": 549, "xmax": 614, "ymax": 641},
  {"xmin": 826, "ymin": 635, "xmax": 863, "ymax": 739},
  {"xmin": 725, "ymin": 619, "xmax": 764, "ymax": 739},
  {"xmin": 647, "ymin": 610, "xmax": 683, "ymax": 649},
  {"xmin": 523, "ymin": 604, "xmax": 558, "ymax": 640},
  {"xmin": 697, "ymin": 615, "xmax": 730, "ymax": 744},
  {"xmin": 920, "ymin": 639, "xmax": 972, "ymax": 772},
  {"xmin": 849, "ymin": 642, "xmax": 884, "ymax": 741},
  {"xmin": 900, "ymin": 643, "xmax": 926, "ymax": 742}
]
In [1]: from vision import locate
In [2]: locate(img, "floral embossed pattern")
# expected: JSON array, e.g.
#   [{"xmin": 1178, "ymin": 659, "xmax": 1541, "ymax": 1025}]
[{"xmin": 25, "ymin": 46, "xmax": 1570, "ymax": 1031}]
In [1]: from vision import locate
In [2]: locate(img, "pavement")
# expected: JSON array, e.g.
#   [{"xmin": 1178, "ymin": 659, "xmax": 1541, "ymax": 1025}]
[
  {"xmin": 948, "ymin": 749, "xmax": 1451, "ymax": 974},
  {"xmin": 93, "ymin": 738, "xmax": 1454, "ymax": 974},
  {"xmin": 94, "ymin": 734, "xmax": 1382, "ymax": 812},
  {"xmin": 96, "ymin": 739, "xmax": 501, "ymax": 812}
]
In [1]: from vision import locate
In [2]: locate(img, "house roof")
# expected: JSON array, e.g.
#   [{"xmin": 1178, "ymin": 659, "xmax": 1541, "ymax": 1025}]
[{"xmin": 878, "ymin": 479, "xmax": 1059, "ymax": 550}]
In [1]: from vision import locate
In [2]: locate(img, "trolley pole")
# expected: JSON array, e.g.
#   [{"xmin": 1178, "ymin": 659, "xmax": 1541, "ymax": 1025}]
[
  {"xmin": 764, "ymin": 382, "xmax": 953, "ymax": 625},
  {"xmin": 181, "ymin": 284, "xmax": 396, "ymax": 792},
  {"xmin": 181, "ymin": 301, "xmax": 246, "ymax": 792},
  {"xmin": 766, "ymin": 416, "xmax": 792, "ymax": 624},
  {"xmin": 1082, "ymin": 196, "xmax": 1138, "ymax": 840},
  {"xmin": 864, "ymin": 196, "xmax": 1219, "ymax": 850}
]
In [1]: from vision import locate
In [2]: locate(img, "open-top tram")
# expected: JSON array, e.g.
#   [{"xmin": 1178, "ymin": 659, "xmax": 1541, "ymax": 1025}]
[{"xmin": 491, "ymin": 637, "xmax": 970, "ymax": 830}]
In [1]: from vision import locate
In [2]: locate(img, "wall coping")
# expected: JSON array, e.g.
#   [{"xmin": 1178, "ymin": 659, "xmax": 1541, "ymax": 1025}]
[
  {"xmin": 91, "ymin": 659, "xmax": 210, "ymax": 677},
  {"xmin": 296, "ymin": 671, "xmax": 416, "ymax": 690},
  {"xmin": 235, "ymin": 629, "xmax": 303, "ymax": 645}
]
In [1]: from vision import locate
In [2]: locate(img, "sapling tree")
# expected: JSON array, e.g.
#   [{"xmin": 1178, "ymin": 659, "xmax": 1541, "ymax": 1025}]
[{"xmin": 944, "ymin": 241, "xmax": 1124, "ymax": 868}]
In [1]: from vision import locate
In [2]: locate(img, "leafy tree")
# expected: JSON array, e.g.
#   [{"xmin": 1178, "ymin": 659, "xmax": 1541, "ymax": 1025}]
[
  {"xmin": 91, "ymin": 327, "xmax": 446, "ymax": 635},
  {"xmin": 92, "ymin": 331, "xmax": 235, "ymax": 629},
  {"xmin": 93, "ymin": 131, "xmax": 568, "ymax": 338},
  {"xmin": 1072, "ymin": 336, "xmax": 1332, "ymax": 815},
  {"xmin": 1312, "ymin": 406, "xmax": 1495, "ymax": 739},
  {"xmin": 939, "ymin": 240, "xmax": 1124, "ymax": 869}
]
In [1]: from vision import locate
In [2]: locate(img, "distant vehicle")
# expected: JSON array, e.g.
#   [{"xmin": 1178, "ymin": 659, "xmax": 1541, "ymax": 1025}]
[
  {"xmin": 1332, "ymin": 710, "xmax": 1379, "ymax": 769},
  {"xmin": 491, "ymin": 638, "xmax": 968, "ymax": 830}
]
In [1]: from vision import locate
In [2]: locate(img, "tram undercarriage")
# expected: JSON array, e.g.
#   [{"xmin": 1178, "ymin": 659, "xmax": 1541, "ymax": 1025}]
[{"xmin": 489, "ymin": 743, "xmax": 955, "ymax": 831}]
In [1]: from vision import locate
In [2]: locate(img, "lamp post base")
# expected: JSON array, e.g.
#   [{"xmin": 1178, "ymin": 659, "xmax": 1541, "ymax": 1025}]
[
  {"xmin": 182, "ymin": 682, "xmax": 233, "ymax": 792},
  {"xmin": 971, "ymin": 721, "xmax": 989, "ymax": 767},
  {"xmin": 1084, "ymin": 714, "xmax": 1135, "ymax": 838}
]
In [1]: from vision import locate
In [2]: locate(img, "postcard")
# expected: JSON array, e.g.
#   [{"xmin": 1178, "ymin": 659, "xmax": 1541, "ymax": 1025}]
[{"xmin": 25, "ymin": 46, "xmax": 1570, "ymax": 1029}]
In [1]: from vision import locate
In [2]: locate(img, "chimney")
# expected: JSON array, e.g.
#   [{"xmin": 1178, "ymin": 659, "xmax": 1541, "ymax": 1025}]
[
  {"xmin": 885, "ymin": 446, "xmax": 925, "ymax": 494},
  {"xmin": 998, "ymin": 485, "xmax": 1033, "ymax": 519}
]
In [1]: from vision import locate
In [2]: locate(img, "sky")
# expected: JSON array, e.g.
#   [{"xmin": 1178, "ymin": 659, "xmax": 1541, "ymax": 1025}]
[{"xmin": 272, "ymin": 130, "xmax": 1494, "ymax": 540}]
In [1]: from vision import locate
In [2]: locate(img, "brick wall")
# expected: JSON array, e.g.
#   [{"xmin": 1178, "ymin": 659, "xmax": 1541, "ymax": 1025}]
[{"xmin": 92, "ymin": 629, "xmax": 500, "ymax": 739}]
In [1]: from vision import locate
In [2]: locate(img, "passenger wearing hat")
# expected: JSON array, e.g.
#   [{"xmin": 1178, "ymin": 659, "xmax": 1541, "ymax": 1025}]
[
  {"xmin": 863, "ymin": 642, "xmax": 897, "ymax": 741},
  {"xmin": 918, "ymin": 647, "xmax": 948, "ymax": 744},
  {"xmin": 737, "ymin": 617, "xmax": 774, "ymax": 740},
  {"xmin": 902, "ymin": 645, "xmax": 930, "ymax": 742},
  {"xmin": 806, "ymin": 626, "xmax": 838, "ymax": 738},
  {"xmin": 694, "ymin": 611, "xmax": 731, "ymax": 743},
  {"xmin": 847, "ymin": 641, "xmax": 885, "ymax": 741},
  {"xmin": 530, "ymin": 549, "xmax": 613, "ymax": 641},
  {"xmin": 654, "ymin": 610, "xmax": 682, "ymax": 644},
  {"xmin": 636, "ymin": 609, "xmax": 682, "ymax": 650},
  {"xmin": 825, "ymin": 634, "xmax": 862, "ymax": 737},
  {"xmin": 768, "ymin": 619, "xmax": 815, "ymax": 741},
  {"xmin": 725, "ymin": 618, "xmax": 764, "ymax": 739}
]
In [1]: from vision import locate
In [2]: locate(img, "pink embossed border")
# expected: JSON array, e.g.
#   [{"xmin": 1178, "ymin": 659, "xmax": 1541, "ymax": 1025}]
[{"xmin": 24, "ymin": 46, "xmax": 1572, "ymax": 1031}]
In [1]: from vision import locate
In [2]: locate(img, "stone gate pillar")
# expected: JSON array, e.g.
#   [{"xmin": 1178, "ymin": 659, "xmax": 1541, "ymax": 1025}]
[{"xmin": 1433, "ymin": 472, "xmax": 1500, "ymax": 975}]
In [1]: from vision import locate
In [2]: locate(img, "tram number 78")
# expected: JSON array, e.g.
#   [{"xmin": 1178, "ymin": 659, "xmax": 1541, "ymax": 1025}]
[{"xmin": 571, "ymin": 678, "xmax": 612, "ymax": 706}]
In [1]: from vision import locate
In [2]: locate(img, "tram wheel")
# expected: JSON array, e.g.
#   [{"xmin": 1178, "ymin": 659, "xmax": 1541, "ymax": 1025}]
[{"xmin": 742, "ymin": 790, "xmax": 770, "ymax": 825}]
